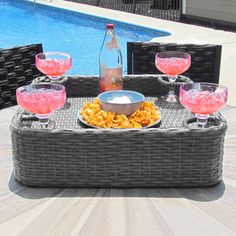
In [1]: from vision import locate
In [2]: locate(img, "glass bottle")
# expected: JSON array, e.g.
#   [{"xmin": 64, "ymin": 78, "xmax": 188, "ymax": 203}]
[{"xmin": 99, "ymin": 23, "xmax": 123, "ymax": 93}]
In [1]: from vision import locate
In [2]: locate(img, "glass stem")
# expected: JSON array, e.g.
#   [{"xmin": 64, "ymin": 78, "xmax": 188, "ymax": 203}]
[
  {"xmin": 195, "ymin": 114, "xmax": 209, "ymax": 128},
  {"xmin": 166, "ymin": 75, "xmax": 178, "ymax": 103},
  {"xmin": 49, "ymin": 76, "xmax": 60, "ymax": 82},
  {"xmin": 169, "ymin": 86, "xmax": 175, "ymax": 95},
  {"xmin": 169, "ymin": 75, "xmax": 178, "ymax": 96},
  {"xmin": 37, "ymin": 114, "xmax": 50, "ymax": 129},
  {"xmin": 169, "ymin": 75, "xmax": 178, "ymax": 83},
  {"xmin": 39, "ymin": 118, "xmax": 49, "ymax": 129}
]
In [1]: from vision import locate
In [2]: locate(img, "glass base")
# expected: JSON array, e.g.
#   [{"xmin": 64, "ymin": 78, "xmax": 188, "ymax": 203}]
[
  {"xmin": 162, "ymin": 91, "xmax": 178, "ymax": 103},
  {"xmin": 34, "ymin": 119, "xmax": 55, "ymax": 129}
]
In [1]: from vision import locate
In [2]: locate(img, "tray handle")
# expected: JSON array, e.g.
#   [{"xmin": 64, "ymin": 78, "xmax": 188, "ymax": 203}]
[{"xmin": 183, "ymin": 116, "xmax": 221, "ymax": 129}]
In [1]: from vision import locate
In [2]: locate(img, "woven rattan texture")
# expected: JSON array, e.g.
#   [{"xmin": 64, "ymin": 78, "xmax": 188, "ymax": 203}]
[
  {"xmin": 127, "ymin": 42, "xmax": 222, "ymax": 84},
  {"xmin": 65, "ymin": 75, "xmax": 170, "ymax": 98},
  {"xmin": 10, "ymin": 76, "xmax": 227, "ymax": 187},
  {"xmin": 0, "ymin": 44, "xmax": 43, "ymax": 109},
  {"xmin": 14, "ymin": 97, "xmax": 193, "ymax": 130}
]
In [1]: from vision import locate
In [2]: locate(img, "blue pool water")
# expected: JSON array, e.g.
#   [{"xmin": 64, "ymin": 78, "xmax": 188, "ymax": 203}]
[{"xmin": 0, "ymin": 0, "xmax": 170, "ymax": 75}]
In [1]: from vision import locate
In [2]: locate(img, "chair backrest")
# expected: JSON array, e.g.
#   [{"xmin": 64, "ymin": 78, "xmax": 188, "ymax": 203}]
[
  {"xmin": 127, "ymin": 42, "xmax": 222, "ymax": 84},
  {"xmin": 0, "ymin": 43, "xmax": 43, "ymax": 109}
]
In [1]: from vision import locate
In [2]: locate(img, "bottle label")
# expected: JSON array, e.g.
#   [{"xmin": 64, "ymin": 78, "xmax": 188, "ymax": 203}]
[
  {"xmin": 106, "ymin": 36, "xmax": 119, "ymax": 50},
  {"xmin": 99, "ymin": 66, "xmax": 123, "ymax": 93}
]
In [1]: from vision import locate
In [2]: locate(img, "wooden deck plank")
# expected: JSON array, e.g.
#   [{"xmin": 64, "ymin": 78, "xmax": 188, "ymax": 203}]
[{"xmin": 1, "ymin": 106, "xmax": 236, "ymax": 235}]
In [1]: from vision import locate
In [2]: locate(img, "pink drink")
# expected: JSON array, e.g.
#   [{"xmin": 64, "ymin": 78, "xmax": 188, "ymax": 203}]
[
  {"xmin": 16, "ymin": 84, "xmax": 66, "ymax": 117},
  {"xmin": 155, "ymin": 57, "xmax": 191, "ymax": 76},
  {"xmin": 36, "ymin": 59, "xmax": 71, "ymax": 77},
  {"xmin": 35, "ymin": 52, "xmax": 72, "ymax": 79},
  {"xmin": 180, "ymin": 89, "xmax": 227, "ymax": 115}
]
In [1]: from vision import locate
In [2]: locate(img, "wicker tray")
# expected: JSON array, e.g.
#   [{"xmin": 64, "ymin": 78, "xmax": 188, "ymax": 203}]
[{"xmin": 10, "ymin": 75, "xmax": 227, "ymax": 187}]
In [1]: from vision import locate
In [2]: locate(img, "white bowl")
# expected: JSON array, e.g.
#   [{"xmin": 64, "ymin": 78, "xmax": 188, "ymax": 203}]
[{"xmin": 98, "ymin": 90, "xmax": 145, "ymax": 116}]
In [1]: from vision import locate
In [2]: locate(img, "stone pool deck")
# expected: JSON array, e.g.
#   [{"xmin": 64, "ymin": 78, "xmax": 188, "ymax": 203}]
[{"xmin": 1, "ymin": 1, "xmax": 236, "ymax": 236}]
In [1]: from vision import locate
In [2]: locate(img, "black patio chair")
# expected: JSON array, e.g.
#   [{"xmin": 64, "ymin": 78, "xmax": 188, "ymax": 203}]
[
  {"xmin": 127, "ymin": 42, "xmax": 222, "ymax": 84},
  {"xmin": 0, "ymin": 43, "xmax": 43, "ymax": 109}
]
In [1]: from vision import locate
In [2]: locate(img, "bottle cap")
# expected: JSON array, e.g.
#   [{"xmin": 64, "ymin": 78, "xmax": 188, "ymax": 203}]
[{"xmin": 106, "ymin": 23, "xmax": 114, "ymax": 30}]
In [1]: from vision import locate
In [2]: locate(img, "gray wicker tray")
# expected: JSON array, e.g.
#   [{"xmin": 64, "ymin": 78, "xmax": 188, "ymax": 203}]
[{"xmin": 10, "ymin": 75, "xmax": 227, "ymax": 187}]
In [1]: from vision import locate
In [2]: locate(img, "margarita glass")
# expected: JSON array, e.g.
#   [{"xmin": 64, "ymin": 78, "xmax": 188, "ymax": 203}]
[
  {"xmin": 35, "ymin": 52, "xmax": 72, "ymax": 82},
  {"xmin": 179, "ymin": 83, "xmax": 228, "ymax": 128},
  {"xmin": 16, "ymin": 83, "xmax": 66, "ymax": 128},
  {"xmin": 155, "ymin": 51, "xmax": 191, "ymax": 102}
]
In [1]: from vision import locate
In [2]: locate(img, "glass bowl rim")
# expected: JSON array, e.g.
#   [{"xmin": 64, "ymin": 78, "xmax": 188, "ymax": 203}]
[
  {"xmin": 155, "ymin": 51, "xmax": 191, "ymax": 58},
  {"xmin": 180, "ymin": 82, "xmax": 228, "ymax": 91},
  {"xmin": 35, "ymin": 52, "xmax": 71, "ymax": 59},
  {"xmin": 16, "ymin": 83, "xmax": 66, "ymax": 94}
]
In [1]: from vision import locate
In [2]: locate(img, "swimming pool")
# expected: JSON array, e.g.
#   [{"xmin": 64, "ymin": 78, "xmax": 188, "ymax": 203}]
[{"xmin": 0, "ymin": 0, "xmax": 170, "ymax": 75}]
